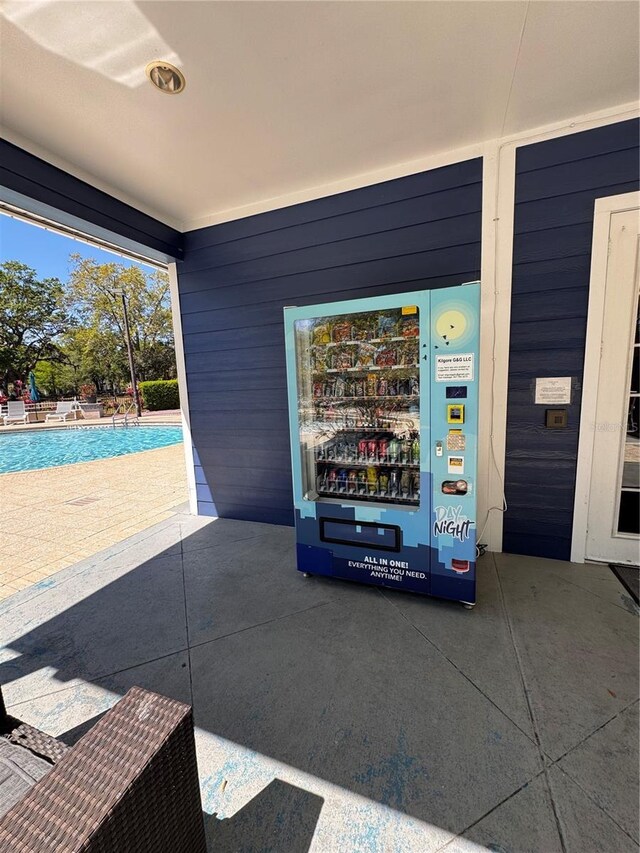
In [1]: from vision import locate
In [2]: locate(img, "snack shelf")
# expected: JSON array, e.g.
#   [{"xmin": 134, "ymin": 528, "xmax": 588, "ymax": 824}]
[
  {"xmin": 317, "ymin": 488, "xmax": 419, "ymax": 507},
  {"xmin": 316, "ymin": 458, "xmax": 419, "ymax": 468},
  {"xmin": 316, "ymin": 364, "xmax": 419, "ymax": 374},
  {"xmin": 313, "ymin": 335, "xmax": 416, "ymax": 347},
  {"xmin": 313, "ymin": 394, "xmax": 419, "ymax": 402}
]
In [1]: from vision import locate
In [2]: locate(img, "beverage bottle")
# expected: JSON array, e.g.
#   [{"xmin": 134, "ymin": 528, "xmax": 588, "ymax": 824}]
[
  {"xmin": 347, "ymin": 470, "xmax": 358, "ymax": 493},
  {"xmin": 388, "ymin": 439, "xmax": 400, "ymax": 463},
  {"xmin": 366, "ymin": 467, "xmax": 378, "ymax": 495},
  {"xmin": 389, "ymin": 470, "xmax": 399, "ymax": 497},
  {"xmin": 328, "ymin": 470, "xmax": 338, "ymax": 492},
  {"xmin": 367, "ymin": 439, "xmax": 378, "ymax": 462},
  {"xmin": 411, "ymin": 437, "xmax": 420, "ymax": 464},
  {"xmin": 400, "ymin": 470, "xmax": 411, "ymax": 498},
  {"xmin": 400, "ymin": 440, "xmax": 411, "ymax": 464},
  {"xmin": 337, "ymin": 469, "xmax": 348, "ymax": 493},
  {"xmin": 411, "ymin": 471, "xmax": 420, "ymax": 500},
  {"xmin": 377, "ymin": 437, "xmax": 389, "ymax": 461},
  {"xmin": 358, "ymin": 439, "xmax": 368, "ymax": 462},
  {"xmin": 378, "ymin": 470, "xmax": 389, "ymax": 495},
  {"xmin": 357, "ymin": 470, "xmax": 367, "ymax": 494}
]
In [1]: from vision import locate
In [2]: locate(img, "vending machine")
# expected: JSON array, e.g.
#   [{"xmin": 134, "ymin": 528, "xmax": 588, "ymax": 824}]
[{"xmin": 284, "ymin": 282, "xmax": 480, "ymax": 606}]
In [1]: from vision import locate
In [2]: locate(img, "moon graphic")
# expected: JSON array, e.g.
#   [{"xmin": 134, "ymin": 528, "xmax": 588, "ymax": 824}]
[{"xmin": 435, "ymin": 309, "xmax": 467, "ymax": 343}]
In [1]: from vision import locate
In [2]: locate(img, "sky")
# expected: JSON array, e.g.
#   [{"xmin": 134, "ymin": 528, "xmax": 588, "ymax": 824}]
[{"xmin": 0, "ymin": 214, "xmax": 152, "ymax": 283}]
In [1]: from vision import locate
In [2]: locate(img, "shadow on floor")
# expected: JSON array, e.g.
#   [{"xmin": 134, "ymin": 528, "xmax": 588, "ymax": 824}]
[{"xmin": 204, "ymin": 779, "xmax": 323, "ymax": 853}]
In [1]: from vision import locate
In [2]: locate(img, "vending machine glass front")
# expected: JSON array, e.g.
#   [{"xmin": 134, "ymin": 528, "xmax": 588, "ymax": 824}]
[{"xmin": 293, "ymin": 306, "xmax": 421, "ymax": 509}]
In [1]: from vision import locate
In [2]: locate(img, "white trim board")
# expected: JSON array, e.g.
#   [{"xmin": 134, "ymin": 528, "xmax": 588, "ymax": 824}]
[
  {"xmin": 168, "ymin": 262, "xmax": 200, "ymax": 517},
  {"xmin": 570, "ymin": 191, "xmax": 640, "ymax": 563}
]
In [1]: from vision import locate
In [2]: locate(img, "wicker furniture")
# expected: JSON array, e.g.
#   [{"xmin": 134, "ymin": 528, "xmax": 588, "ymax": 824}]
[{"xmin": 0, "ymin": 685, "xmax": 207, "ymax": 852}]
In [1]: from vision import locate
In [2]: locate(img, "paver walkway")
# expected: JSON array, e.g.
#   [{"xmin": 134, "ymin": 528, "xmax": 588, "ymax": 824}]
[{"xmin": 0, "ymin": 443, "xmax": 187, "ymax": 599}]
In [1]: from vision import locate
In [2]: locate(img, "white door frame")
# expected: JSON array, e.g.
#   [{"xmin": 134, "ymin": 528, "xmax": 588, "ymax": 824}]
[{"xmin": 571, "ymin": 191, "xmax": 640, "ymax": 563}]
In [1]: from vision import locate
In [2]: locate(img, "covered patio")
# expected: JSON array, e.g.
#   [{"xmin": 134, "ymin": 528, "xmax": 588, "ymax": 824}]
[{"xmin": 1, "ymin": 513, "xmax": 637, "ymax": 851}]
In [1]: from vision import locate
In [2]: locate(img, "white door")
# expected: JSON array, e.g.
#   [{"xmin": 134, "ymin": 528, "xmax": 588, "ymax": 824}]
[{"xmin": 585, "ymin": 206, "xmax": 640, "ymax": 565}]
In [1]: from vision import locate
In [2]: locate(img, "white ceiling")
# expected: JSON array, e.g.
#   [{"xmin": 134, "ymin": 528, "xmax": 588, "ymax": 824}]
[{"xmin": 1, "ymin": 1, "xmax": 638, "ymax": 231}]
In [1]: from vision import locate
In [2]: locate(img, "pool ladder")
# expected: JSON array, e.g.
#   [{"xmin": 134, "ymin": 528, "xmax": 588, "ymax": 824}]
[{"xmin": 111, "ymin": 403, "xmax": 140, "ymax": 427}]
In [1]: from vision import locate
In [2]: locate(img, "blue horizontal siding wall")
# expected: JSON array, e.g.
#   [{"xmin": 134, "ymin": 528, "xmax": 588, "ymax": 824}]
[
  {"xmin": 0, "ymin": 139, "xmax": 183, "ymax": 260},
  {"xmin": 504, "ymin": 119, "xmax": 640, "ymax": 560},
  {"xmin": 178, "ymin": 160, "xmax": 482, "ymax": 524}
]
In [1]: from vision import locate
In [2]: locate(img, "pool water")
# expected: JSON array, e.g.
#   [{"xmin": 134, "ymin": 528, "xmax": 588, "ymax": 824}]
[{"xmin": 0, "ymin": 426, "xmax": 184, "ymax": 474}]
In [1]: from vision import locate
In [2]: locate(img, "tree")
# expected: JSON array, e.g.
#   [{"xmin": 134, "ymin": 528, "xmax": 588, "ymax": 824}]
[
  {"xmin": 65, "ymin": 257, "xmax": 175, "ymax": 383},
  {"xmin": 0, "ymin": 261, "xmax": 70, "ymax": 387}
]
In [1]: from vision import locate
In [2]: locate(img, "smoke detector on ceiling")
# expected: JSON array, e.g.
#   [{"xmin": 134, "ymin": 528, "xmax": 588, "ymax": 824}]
[{"xmin": 145, "ymin": 61, "xmax": 185, "ymax": 94}]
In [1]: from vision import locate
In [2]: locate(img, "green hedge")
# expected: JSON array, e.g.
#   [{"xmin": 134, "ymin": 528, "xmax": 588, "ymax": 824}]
[{"xmin": 139, "ymin": 379, "xmax": 180, "ymax": 411}]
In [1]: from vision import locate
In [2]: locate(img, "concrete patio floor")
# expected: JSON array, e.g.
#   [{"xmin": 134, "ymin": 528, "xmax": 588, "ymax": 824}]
[{"xmin": 0, "ymin": 511, "xmax": 638, "ymax": 852}]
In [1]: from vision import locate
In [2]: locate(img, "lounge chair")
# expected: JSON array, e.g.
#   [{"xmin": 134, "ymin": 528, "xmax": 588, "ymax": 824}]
[
  {"xmin": 2, "ymin": 401, "xmax": 29, "ymax": 426},
  {"xmin": 44, "ymin": 401, "xmax": 77, "ymax": 423}
]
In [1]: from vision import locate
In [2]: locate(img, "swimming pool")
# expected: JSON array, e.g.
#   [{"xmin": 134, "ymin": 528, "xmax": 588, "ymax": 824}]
[{"xmin": 0, "ymin": 426, "xmax": 184, "ymax": 474}]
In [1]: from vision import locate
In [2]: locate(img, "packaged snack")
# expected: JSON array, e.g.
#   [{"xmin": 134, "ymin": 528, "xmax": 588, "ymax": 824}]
[
  {"xmin": 399, "ymin": 316, "xmax": 419, "ymax": 338},
  {"xmin": 334, "ymin": 352, "xmax": 353, "ymax": 371},
  {"xmin": 355, "ymin": 344, "xmax": 376, "ymax": 369},
  {"xmin": 333, "ymin": 321, "xmax": 351, "ymax": 343},
  {"xmin": 313, "ymin": 323, "xmax": 332, "ymax": 345},
  {"xmin": 377, "ymin": 378, "xmax": 388, "ymax": 396},
  {"xmin": 410, "ymin": 377, "xmax": 420, "ymax": 396},
  {"xmin": 334, "ymin": 377, "xmax": 346, "ymax": 397},
  {"xmin": 351, "ymin": 323, "xmax": 371, "ymax": 341},
  {"xmin": 354, "ymin": 379, "xmax": 365, "ymax": 397},
  {"xmin": 375, "ymin": 347, "xmax": 397, "ymax": 367},
  {"xmin": 313, "ymin": 381, "xmax": 324, "ymax": 398},
  {"xmin": 312, "ymin": 350, "xmax": 328, "ymax": 372},
  {"xmin": 387, "ymin": 379, "xmax": 398, "ymax": 396},
  {"xmin": 324, "ymin": 379, "xmax": 336, "ymax": 397},
  {"xmin": 366, "ymin": 375, "xmax": 377, "ymax": 396},
  {"xmin": 377, "ymin": 314, "xmax": 396, "ymax": 339}
]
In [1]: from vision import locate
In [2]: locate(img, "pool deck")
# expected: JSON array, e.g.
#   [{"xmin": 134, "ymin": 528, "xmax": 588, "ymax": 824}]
[
  {"xmin": 0, "ymin": 442, "xmax": 188, "ymax": 600},
  {"xmin": 0, "ymin": 409, "xmax": 183, "ymax": 433}
]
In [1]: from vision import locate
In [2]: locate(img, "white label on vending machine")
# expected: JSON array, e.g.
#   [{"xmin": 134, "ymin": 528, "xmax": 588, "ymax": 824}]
[{"xmin": 435, "ymin": 354, "xmax": 474, "ymax": 381}]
